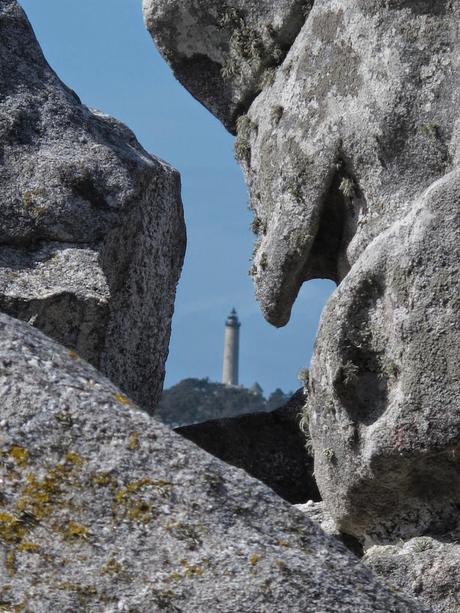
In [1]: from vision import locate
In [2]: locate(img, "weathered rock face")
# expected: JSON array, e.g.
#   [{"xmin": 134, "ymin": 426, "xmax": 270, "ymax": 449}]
[
  {"xmin": 364, "ymin": 535, "xmax": 460, "ymax": 613},
  {"xmin": 145, "ymin": 0, "xmax": 459, "ymax": 326},
  {"xmin": 308, "ymin": 170, "xmax": 460, "ymax": 542},
  {"xmin": 242, "ymin": 0, "xmax": 459, "ymax": 327},
  {"xmin": 142, "ymin": 0, "xmax": 460, "ymax": 554},
  {"xmin": 177, "ymin": 389, "xmax": 320, "ymax": 504},
  {"xmin": 143, "ymin": 0, "xmax": 312, "ymax": 133},
  {"xmin": 0, "ymin": 0, "xmax": 186, "ymax": 410},
  {"xmin": 0, "ymin": 314, "xmax": 424, "ymax": 612}
]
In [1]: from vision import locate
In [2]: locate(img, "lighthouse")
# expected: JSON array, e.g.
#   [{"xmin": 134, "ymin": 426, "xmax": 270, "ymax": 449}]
[{"xmin": 222, "ymin": 308, "xmax": 240, "ymax": 386}]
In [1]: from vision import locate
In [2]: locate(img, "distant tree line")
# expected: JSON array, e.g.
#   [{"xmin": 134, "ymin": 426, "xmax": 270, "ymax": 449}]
[{"xmin": 156, "ymin": 378, "xmax": 293, "ymax": 427}]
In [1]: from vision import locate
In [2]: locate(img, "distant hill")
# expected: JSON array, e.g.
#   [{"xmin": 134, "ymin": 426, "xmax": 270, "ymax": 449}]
[{"xmin": 156, "ymin": 378, "xmax": 292, "ymax": 427}]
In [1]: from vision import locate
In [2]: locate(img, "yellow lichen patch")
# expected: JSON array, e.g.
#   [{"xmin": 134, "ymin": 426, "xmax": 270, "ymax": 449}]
[
  {"xmin": 9, "ymin": 446, "xmax": 29, "ymax": 469},
  {"xmin": 17, "ymin": 473, "xmax": 60, "ymax": 519},
  {"xmin": 16, "ymin": 460, "xmax": 81, "ymax": 521},
  {"xmin": 17, "ymin": 541, "xmax": 39, "ymax": 553},
  {"xmin": 180, "ymin": 559, "xmax": 204, "ymax": 578},
  {"xmin": 112, "ymin": 490, "xmax": 152, "ymax": 524},
  {"xmin": 90, "ymin": 471, "xmax": 116, "ymax": 488},
  {"xmin": 30, "ymin": 205, "xmax": 49, "ymax": 217},
  {"xmin": 113, "ymin": 392, "xmax": 132, "ymax": 406},
  {"xmin": 62, "ymin": 521, "xmax": 88, "ymax": 542},
  {"xmin": 5, "ymin": 551, "xmax": 16, "ymax": 576},
  {"xmin": 57, "ymin": 582, "xmax": 97, "ymax": 596},
  {"xmin": 126, "ymin": 478, "xmax": 157, "ymax": 493},
  {"xmin": 165, "ymin": 559, "xmax": 207, "ymax": 582},
  {"xmin": 22, "ymin": 188, "xmax": 42, "ymax": 209},
  {"xmin": 127, "ymin": 432, "xmax": 139, "ymax": 451},
  {"xmin": 277, "ymin": 539, "xmax": 291, "ymax": 548},
  {"xmin": 67, "ymin": 350, "xmax": 79, "ymax": 359},
  {"xmin": 65, "ymin": 451, "xmax": 83, "ymax": 466},
  {"xmin": 101, "ymin": 557, "xmax": 123, "ymax": 575},
  {"xmin": 126, "ymin": 499, "xmax": 152, "ymax": 523},
  {"xmin": 0, "ymin": 604, "xmax": 24, "ymax": 613},
  {"xmin": 249, "ymin": 553, "xmax": 262, "ymax": 566},
  {"xmin": 0, "ymin": 511, "xmax": 27, "ymax": 544},
  {"xmin": 111, "ymin": 479, "xmax": 172, "ymax": 524}
]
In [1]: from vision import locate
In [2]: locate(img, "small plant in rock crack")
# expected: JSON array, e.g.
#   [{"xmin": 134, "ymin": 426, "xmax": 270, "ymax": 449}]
[
  {"xmin": 220, "ymin": 8, "xmax": 265, "ymax": 81},
  {"xmin": 251, "ymin": 216, "xmax": 267, "ymax": 235},
  {"xmin": 298, "ymin": 368, "xmax": 309, "ymax": 386},
  {"xmin": 234, "ymin": 115, "xmax": 255, "ymax": 163},
  {"xmin": 259, "ymin": 67, "xmax": 276, "ymax": 90},
  {"xmin": 299, "ymin": 404, "xmax": 314, "ymax": 454},
  {"xmin": 260, "ymin": 252, "xmax": 268, "ymax": 271},
  {"xmin": 271, "ymin": 105, "xmax": 284, "ymax": 125},
  {"xmin": 299, "ymin": 408, "xmax": 309, "ymax": 436},
  {"xmin": 322, "ymin": 448, "xmax": 335, "ymax": 463},
  {"xmin": 410, "ymin": 538, "xmax": 434, "ymax": 553},
  {"xmin": 339, "ymin": 177, "xmax": 356, "ymax": 200},
  {"xmin": 235, "ymin": 139, "xmax": 251, "ymax": 163},
  {"xmin": 303, "ymin": 1, "xmax": 315, "ymax": 17},
  {"xmin": 341, "ymin": 360, "xmax": 360, "ymax": 385}
]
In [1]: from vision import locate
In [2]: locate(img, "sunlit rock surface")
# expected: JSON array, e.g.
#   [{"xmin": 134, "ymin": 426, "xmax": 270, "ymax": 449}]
[
  {"xmin": 143, "ymin": 0, "xmax": 311, "ymax": 133},
  {"xmin": 143, "ymin": 2, "xmax": 460, "ymax": 608},
  {"xmin": 0, "ymin": 314, "xmax": 424, "ymax": 612},
  {"xmin": 0, "ymin": 0, "xmax": 186, "ymax": 410}
]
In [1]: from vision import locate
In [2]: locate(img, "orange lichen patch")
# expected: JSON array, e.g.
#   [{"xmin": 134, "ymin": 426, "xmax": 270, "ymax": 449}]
[
  {"xmin": 9, "ymin": 447, "xmax": 29, "ymax": 468},
  {"xmin": 113, "ymin": 392, "xmax": 132, "ymax": 406}
]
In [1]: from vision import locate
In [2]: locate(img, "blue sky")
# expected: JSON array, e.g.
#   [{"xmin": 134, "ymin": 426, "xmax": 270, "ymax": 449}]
[{"xmin": 21, "ymin": 0, "xmax": 334, "ymax": 396}]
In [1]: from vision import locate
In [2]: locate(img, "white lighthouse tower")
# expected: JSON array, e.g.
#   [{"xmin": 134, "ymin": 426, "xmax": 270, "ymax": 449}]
[{"xmin": 222, "ymin": 308, "xmax": 240, "ymax": 386}]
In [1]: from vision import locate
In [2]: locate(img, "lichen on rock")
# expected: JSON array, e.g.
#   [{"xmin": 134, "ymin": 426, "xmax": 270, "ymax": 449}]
[
  {"xmin": 0, "ymin": 0, "xmax": 186, "ymax": 411},
  {"xmin": 143, "ymin": 0, "xmax": 312, "ymax": 133},
  {"xmin": 142, "ymin": 1, "xmax": 460, "ymax": 608},
  {"xmin": 0, "ymin": 314, "xmax": 423, "ymax": 612}
]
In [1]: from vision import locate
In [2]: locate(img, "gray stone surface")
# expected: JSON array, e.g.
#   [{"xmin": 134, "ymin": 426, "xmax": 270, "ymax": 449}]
[
  {"xmin": 0, "ymin": 314, "xmax": 425, "ymax": 612},
  {"xmin": 308, "ymin": 170, "xmax": 460, "ymax": 542},
  {"xmin": 142, "ymin": 0, "xmax": 460, "ymax": 554},
  {"xmin": 177, "ymin": 389, "xmax": 320, "ymax": 504},
  {"xmin": 296, "ymin": 501, "xmax": 364, "ymax": 558},
  {"xmin": 364, "ymin": 535, "xmax": 460, "ymax": 613},
  {"xmin": 143, "ymin": 0, "xmax": 311, "ymax": 133},
  {"xmin": 0, "ymin": 0, "xmax": 186, "ymax": 410},
  {"xmin": 242, "ymin": 0, "xmax": 459, "ymax": 327}
]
